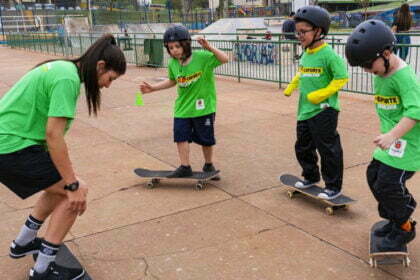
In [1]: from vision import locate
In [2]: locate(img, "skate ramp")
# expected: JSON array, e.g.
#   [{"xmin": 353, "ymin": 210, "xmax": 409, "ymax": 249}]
[
  {"xmin": 64, "ymin": 17, "xmax": 90, "ymax": 34},
  {"xmin": 199, "ymin": 17, "xmax": 284, "ymax": 40},
  {"xmin": 93, "ymin": 24, "xmax": 120, "ymax": 34}
]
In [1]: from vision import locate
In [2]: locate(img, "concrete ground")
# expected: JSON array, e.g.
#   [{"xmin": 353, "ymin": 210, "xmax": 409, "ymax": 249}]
[{"xmin": 0, "ymin": 46, "xmax": 419, "ymax": 280}]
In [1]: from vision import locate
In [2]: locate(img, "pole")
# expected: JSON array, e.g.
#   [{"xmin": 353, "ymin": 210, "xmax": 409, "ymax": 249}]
[
  {"xmin": 210, "ymin": 0, "xmax": 213, "ymax": 22},
  {"xmin": 88, "ymin": 0, "xmax": 93, "ymax": 29},
  {"xmin": 0, "ymin": 7, "xmax": 5, "ymax": 42}
]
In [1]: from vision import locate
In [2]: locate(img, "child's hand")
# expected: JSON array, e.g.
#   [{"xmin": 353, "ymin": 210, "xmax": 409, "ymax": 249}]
[
  {"xmin": 373, "ymin": 133, "xmax": 397, "ymax": 150},
  {"xmin": 283, "ymin": 84, "xmax": 296, "ymax": 96},
  {"xmin": 197, "ymin": 37, "xmax": 211, "ymax": 51},
  {"xmin": 140, "ymin": 82, "xmax": 154, "ymax": 94}
]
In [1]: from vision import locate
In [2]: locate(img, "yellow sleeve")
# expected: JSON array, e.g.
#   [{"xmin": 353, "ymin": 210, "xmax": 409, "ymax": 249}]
[
  {"xmin": 283, "ymin": 73, "xmax": 300, "ymax": 96},
  {"xmin": 307, "ymin": 78, "xmax": 348, "ymax": 104}
]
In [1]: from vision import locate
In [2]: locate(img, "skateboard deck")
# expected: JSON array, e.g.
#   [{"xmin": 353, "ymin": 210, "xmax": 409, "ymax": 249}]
[
  {"xmin": 134, "ymin": 168, "xmax": 220, "ymax": 190},
  {"xmin": 33, "ymin": 244, "xmax": 91, "ymax": 279},
  {"xmin": 279, "ymin": 174, "xmax": 355, "ymax": 215},
  {"xmin": 369, "ymin": 220, "xmax": 410, "ymax": 268}
]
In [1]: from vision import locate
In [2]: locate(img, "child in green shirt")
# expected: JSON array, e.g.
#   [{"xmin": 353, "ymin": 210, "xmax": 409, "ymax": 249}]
[
  {"xmin": 140, "ymin": 25, "xmax": 228, "ymax": 178},
  {"xmin": 283, "ymin": 6, "xmax": 348, "ymax": 200},
  {"xmin": 346, "ymin": 20, "xmax": 419, "ymax": 250}
]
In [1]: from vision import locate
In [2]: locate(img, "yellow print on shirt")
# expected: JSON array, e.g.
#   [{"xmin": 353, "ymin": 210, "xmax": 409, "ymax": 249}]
[
  {"xmin": 299, "ymin": 66, "xmax": 323, "ymax": 77},
  {"xmin": 374, "ymin": 95, "xmax": 400, "ymax": 110},
  {"xmin": 41, "ymin": 63, "xmax": 53, "ymax": 72},
  {"xmin": 177, "ymin": 71, "xmax": 202, "ymax": 88}
]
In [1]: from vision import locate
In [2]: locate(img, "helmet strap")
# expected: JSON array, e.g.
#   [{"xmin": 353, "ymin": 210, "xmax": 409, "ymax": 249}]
[
  {"xmin": 380, "ymin": 54, "xmax": 390, "ymax": 74},
  {"xmin": 305, "ymin": 29, "xmax": 325, "ymax": 50}
]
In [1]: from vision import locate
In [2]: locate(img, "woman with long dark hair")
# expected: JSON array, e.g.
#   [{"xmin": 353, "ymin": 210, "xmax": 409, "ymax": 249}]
[
  {"xmin": 0, "ymin": 33, "xmax": 126, "ymax": 280},
  {"xmin": 392, "ymin": 3, "xmax": 413, "ymax": 61}
]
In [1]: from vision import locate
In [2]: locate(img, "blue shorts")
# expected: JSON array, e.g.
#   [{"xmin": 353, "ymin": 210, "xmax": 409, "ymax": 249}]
[{"xmin": 174, "ymin": 113, "xmax": 216, "ymax": 146}]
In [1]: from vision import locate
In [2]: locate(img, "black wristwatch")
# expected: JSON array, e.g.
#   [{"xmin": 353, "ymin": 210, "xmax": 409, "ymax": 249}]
[{"xmin": 64, "ymin": 181, "xmax": 79, "ymax": 192}]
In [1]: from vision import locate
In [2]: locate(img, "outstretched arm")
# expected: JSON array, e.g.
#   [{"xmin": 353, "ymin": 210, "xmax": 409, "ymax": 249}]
[
  {"xmin": 306, "ymin": 78, "xmax": 348, "ymax": 104},
  {"xmin": 140, "ymin": 79, "xmax": 176, "ymax": 94},
  {"xmin": 283, "ymin": 72, "xmax": 301, "ymax": 97},
  {"xmin": 197, "ymin": 37, "xmax": 229, "ymax": 64}
]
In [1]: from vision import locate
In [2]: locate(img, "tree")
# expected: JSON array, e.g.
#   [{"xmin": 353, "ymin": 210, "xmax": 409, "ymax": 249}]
[
  {"xmin": 108, "ymin": 0, "xmax": 115, "ymax": 11},
  {"xmin": 218, "ymin": 0, "xmax": 229, "ymax": 18},
  {"xmin": 182, "ymin": 0, "xmax": 192, "ymax": 13},
  {"xmin": 356, "ymin": 0, "xmax": 371, "ymax": 20},
  {"xmin": 171, "ymin": 0, "xmax": 182, "ymax": 10},
  {"xmin": 192, "ymin": 0, "xmax": 208, "ymax": 9}
]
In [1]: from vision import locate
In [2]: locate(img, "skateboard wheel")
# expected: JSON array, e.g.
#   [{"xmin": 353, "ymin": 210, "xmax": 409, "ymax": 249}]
[
  {"xmin": 287, "ymin": 191, "xmax": 294, "ymax": 199},
  {"xmin": 195, "ymin": 183, "xmax": 204, "ymax": 190},
  {"xmin": 403, "ymin": 257, "xmax": 410, "ymax": 267},
  {"xmin": 369, "ymin": 258, "xmax": 378, "ymax": 268},
  {"xmin": 151, "ymin": 178, "xmax": 160, "ymax": 184},
  {"xmin": 147, "ymin": 181, "xmax": 155, "ymax": 189},
  {"xmin": 325, "ymin": 207, "xmax": 334, "ymax": 216}
]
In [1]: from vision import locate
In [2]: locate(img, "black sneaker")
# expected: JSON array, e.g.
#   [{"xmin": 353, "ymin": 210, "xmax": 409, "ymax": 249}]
[
  {"xmin": 202, "ymin": 163, "xmax": 220, "ymax": 181},
  {"xmin": 317, "ymin": 188, "xmax": 342, "ymax": 200},
  {"xmin": 166, "ymin": 165, "xmax": 193, "ymax": 178},
  {"xmin": 374, "ymin": 220, "xmax": 395, "ymax": 237},
  {"xmin": 294, "ymin": 179, "xmax": 319, "ymax": 189},
  {"xmin": 29, "ymin": 262, "xmax": 85, "ymax": 280},
  {"xmin": 378, "ymin": 221, "xmax": 416, "ymax": 251},
  {"xmin": 10, "ymin": 238, "xmax": 42, "ymax": 259}
]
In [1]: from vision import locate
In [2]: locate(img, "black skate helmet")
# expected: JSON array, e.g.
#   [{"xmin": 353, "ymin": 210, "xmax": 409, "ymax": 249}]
[
  {"xmin": 163, "ymin": 25, "xmax": 191, "ymax": 44},
  {"xmin": 294, "ymin": 5, "xmax": 331, "ymax": 36},
  {"xmin": 345, "ymin": 20, "xmax": 395, "ymax": 72}
]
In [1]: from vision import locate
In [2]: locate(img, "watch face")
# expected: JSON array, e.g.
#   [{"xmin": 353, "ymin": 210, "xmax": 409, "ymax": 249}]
[{"xmin": 65, "ymin": 182, "xmax": 79, "ymax": 191}]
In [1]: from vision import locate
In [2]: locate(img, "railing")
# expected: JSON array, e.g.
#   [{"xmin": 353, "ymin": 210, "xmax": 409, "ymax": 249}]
[{"xmin": 5, "ymin": 31, "xmax": 420, "ymax": 95}]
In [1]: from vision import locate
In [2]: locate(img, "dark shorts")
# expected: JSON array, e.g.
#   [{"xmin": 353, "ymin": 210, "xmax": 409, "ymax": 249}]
[
  {"xmin": 174, "ymin": 113, "xmax": 216, "ymax": 146},
  {"xmin": 0, "ymin": 145, "xmax": 62, "ymax": 199}
]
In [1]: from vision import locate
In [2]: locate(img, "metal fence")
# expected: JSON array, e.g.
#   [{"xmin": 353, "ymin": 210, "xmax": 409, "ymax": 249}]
[
  {"xmin": 0, "ymin": 6, "xmax": 287, "ymax": 33},
  {"xmin": 5, "ymin": 31, "xmax": 420, "ymax": 95}
]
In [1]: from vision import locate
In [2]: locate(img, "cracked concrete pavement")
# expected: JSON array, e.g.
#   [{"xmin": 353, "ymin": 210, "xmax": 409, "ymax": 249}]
[{"xmin": 0, "ymin": 47, "xmax": 419, "ymax": 279}]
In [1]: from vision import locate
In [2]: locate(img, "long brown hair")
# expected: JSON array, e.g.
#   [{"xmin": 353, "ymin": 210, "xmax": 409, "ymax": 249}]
[
  {"xmin": 36, "ymin": 34, "xmax": 126, "ymax": 115},
  {"xmin": 395, "ymin": 4, "xmax": 412, "ymax": 32}
]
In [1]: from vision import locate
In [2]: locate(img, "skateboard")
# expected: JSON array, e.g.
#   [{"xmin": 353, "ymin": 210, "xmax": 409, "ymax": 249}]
[
  {"xmin": 33, "ymin": 244, "xmax": 91, "ymax": 279},
  {"xmin": 279, "ymin": 174, "xmax": 356, "ymax": 215},
  {"xmin": 369, "ymin": 220, "xmax": 410, "ymax": 268},
  {"xmin": 134, "ymin": 168, "xmax": 220, "ymax": 190}
]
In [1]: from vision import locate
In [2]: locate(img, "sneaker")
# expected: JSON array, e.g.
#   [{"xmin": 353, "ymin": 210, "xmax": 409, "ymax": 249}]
[
  {"xmin": 317, "ymin": 188, "xmax": 342, "ymax": 200},
  {"xmin": 10, "ymin": 238, "xmax": 42, "ymax": 259},
  {"xmin": 294, "ymin": 179, "xmax": 319, "ymax": 189},
  {"xmin": 374, "ymin": 220, "xmax": 395, "ymax": 237},
  {"xmin": 378, "ymin": 221, "xmax": 416, "ymax": 251},
  {"xmin": 202, "ymin": 163, "xmax": 220, "ymax": 181},
  {"xmin": 29, "ymin": 262, "xmax": 85, "ymax": 280},
  {"xmin": 166, "ymin": 165, "xmax": 193, "ymax": 178}
]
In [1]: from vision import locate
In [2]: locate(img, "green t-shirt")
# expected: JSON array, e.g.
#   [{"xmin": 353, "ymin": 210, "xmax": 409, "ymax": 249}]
[
  {"xmin": 372, "ymin": 66, "xmax": 420, "ymax": 171},
  {"xmin": 0, "ymin": 60, "xmax": 81, "ymax": 154},
  {"xmin": 168, "ymin": 50, "xmax": 222, "ymax": 118},
  {"xmin": 297, "ymin": 44, "xmax": 348, "ymax": 121}
]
